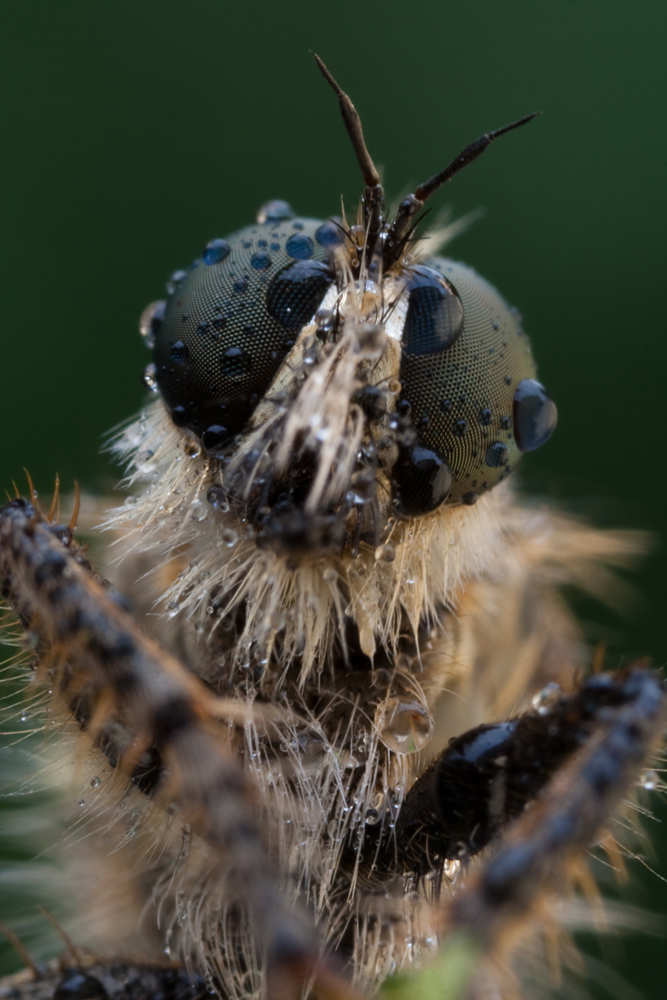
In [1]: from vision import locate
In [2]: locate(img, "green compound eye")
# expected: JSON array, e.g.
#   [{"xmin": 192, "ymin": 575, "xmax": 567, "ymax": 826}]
[{"xmin": 392, "ymin": 258, "xmax": 557, "ymax": 515}]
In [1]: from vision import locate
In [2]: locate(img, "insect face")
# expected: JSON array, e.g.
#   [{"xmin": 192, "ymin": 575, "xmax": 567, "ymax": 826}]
[{"xmin": 145, "ymin": 209, "xmax": 556, "ymax": 554}]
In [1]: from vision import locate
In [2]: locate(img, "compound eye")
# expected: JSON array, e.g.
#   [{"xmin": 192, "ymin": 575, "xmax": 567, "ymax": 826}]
[
  {"xmin": 150, "ymin": 217, "xmax": 334, "ymax": 452},
  {"xmin": 391, "ymin": 258, "xmax": 556, "ymax": 513},
  {"xmin": 402, "ymin": 266, "xmax": 464, "ymax": 355}
]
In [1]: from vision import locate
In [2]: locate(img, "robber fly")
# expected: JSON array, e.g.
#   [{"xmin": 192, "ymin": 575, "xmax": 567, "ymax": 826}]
[{"xmin": 0, "ymin": 55, "xmax": 664, "ymax": 1000}]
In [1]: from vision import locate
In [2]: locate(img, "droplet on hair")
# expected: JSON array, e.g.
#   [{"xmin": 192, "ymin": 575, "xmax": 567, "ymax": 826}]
[
  {"xmin": 191, "ymin": 500, "xmax": 207, "ymax": 521},
  {"xmin": 641, "ymin": 769, "xmax": 658, "ymax": 791},
  {"xmin": 378, "ymin": 698, "xmax": 433, "ymax": 754},
  {"xmin": 531, "ymin": 681, "xmax": 561, "ymax": 714}
]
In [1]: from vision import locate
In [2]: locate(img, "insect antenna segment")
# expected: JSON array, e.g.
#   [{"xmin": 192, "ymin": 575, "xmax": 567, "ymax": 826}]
[{"xmin": 313, "ymin": 52, "xmax": 539, "ymax": 274}]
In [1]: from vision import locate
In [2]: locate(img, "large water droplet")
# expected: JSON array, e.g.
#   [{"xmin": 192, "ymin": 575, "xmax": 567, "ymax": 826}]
[
  {"xmin": 139, "ymin": 300, "xmax": 165, "ymax": 348},
  {"xmin": 256, "ymin": 200, "xmax": 295, "ymax": 224},
  {"xmin": 392, "ymin": 444, "xmax": 452, "ymax": 517},
  {"xmin": 513, "ymin": 379, "xmax": 557, "ymax": 452},
  {"xmin": 203, "ymin": 239, "xmax": 231, "ymax": 266},
  {"xmin": 285, "ymin": 233, "xmax": 314, "ymax": 260},
  {"xmin": 379, "ymin": 697, "xmax": 434, "ymax": 754},
  {"xmin": 314, "ymin": 218, "xmax": 345, "ymax": 248},
  {"xmin": 90, "ymin": 776, "xmax": 101, "ymax": 788},
  {"xmin": 202, "ymin": 424, "xmax": 231, "ymax": 453}
]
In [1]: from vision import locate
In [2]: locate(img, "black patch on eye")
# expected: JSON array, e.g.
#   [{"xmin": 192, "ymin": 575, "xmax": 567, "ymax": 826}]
[
  {"xmin": 266, "ymin": 259, "xmax": 334, "ymax": 330},
  {"xmin": 391, "ymin": 444, "xmax": 453, "ymax": 517},
  {"xmin": 402, "ymin": 266, "xmax": 464, "ymax": 356}
]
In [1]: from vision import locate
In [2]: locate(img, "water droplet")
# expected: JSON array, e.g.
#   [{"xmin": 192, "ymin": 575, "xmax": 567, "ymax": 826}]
[
  {"xmin": 314, "ymin": 218, "xmax": 345, "ymax": 248},
  {"xmin": 90, "ymin": 776, "xmax": 101, "ymax": 788},
  {"xmin": 79, "ymin": 799, "xmax": 85, "ymax": 807},
  {"xmin": 392, "ymin": 444, "xmax": 452, "ymax": 516},
  {"xmin": 166, "ymin": 270, "xmax": 187, "ymax": 295},
  {"xmin": 375, "ymin": 543, "xmax": 396, "ymax": 563},
  {"xmin": 142, "ymin": 363, "xmax": 159, "ymax": 392},
  {"xmin": 454, "ymin": 419, "xmax": 467, "ymax": 437},
  {"xmin": 167, "ymin": 600, "xmax": 180, "ymax": 618},
  {"xmin": 485, "ymin": 441, "xmax": 510, "ymax": 468},
  {"xmin": 376, "ymin": 437, "xmax": 399, "ymax": 468},
  {"xmin": 256, "ymin": 200, "xmax": 295, "ymax": 224},
  {"xmin": 171, "ymin": 405, "xmax": 189, "ymax": 427},
  {"xmin": 220, "ymin": 347, "xmax": 251, "ymax": 379},
  {"xmin": 531, "ymin": 681, "xmax": 561, "ymax": 714},
  {"xmin": 202, "ymin": 424, "xmax": 231, "ymax": 453},
  {"xmin": 206, "ymin": 485, "xmax": 229, "ymax": 511},
  {"xmin": 266, "ymin": 259, "xmax": 334, "ymax": 329},
  {"xmin": 221, "ymin": 528, "xmax": 237, "ymax": 548},
  {"xmin": 285, "ymin": 233, "xmax": 314, "ymax": 260},
  {"xmin": 513, "ymin": 379, "xmax": 558, "ymax": 452},
  {"xmin": 250, "ymin": 251, "xmax": 272, "ymax": 270},
  {"xmin": 135, "ymin": 448, "xmax": 155, "ymax": 473},
  {"xmin": 203, "ymin": 238, "xmax": 231, "ymax": 266},
  {"xmin": 139, "ymin": 300, "xmax": 165, "ymax": 348},
  {"xmin": 378, "ymin": 697, "xmax": 434, "ymax": 754},
  {"xmin": 641, "ymin": 769, "xmax": 658, "ymax": 791},
  {"xmin": 315, "ymin": 308, "xmax": 335, "ymax": 335},
  {"xmin": 365, "ymin": 808, "xmax": 380, "ymax": 825},
  {"xmin": 402, "ymin": 266, "xmax": 464, "ymax": 355},
  {"xmin": 478, "ymin": 407, "xmax": 492, "ymax": 426},
  {"xmin": 20, "ymin": 711, "xmax": 28, "ymax": 723},
  {"xmin": 323, "ymin": 567, "xmax": 337, "ymax": 584},
  {"xmin": 443, "ymin": 858, "xmax": 461, "ymax": 881},
  {"xmin": 191, "ymin": 500, "xmax": 207, "ymax": 522}
]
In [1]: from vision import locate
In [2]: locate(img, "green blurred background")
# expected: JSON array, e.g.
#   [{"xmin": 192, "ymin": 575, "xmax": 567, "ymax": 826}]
[{"xmin": 1, "ymin": 0, "xmax": 666, "ymax": 995}]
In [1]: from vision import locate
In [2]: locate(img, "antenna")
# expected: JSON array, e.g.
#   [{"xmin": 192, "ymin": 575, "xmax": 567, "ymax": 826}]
[
  {"xmin": 383, "ymin": 113, "xmax": 540, "ymax": 270},
  {"xmin": 311, "ymin": 53, "xmax": 540, "ymax": 274},
  {"xmin": 311, "ymin": 53, "xmax": 385, "ymax": 269}
]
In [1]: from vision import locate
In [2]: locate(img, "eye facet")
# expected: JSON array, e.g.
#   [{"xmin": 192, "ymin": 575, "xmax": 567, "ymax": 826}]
[
  {"xmin": 392, "ymin": 258, "xmax": 556, "ymax": 512},
  {"xmin": 150, "ymin": 213, "xmax": 335, "ymax": 451}
]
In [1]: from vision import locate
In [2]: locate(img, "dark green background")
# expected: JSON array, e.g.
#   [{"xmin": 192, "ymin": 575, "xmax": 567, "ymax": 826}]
[{"xmin": 1, "ymin": 1, "xmax": 666, "ymax": 995}]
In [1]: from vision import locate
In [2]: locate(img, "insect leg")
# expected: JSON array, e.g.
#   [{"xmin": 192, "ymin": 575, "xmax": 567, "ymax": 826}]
[
  {"xmin": 0, "ymin": 498, "xmax": 329, "ymax": 993},
  {"xmin": 393, "ymin": 667, "xmax": 665, "ymax": 880}
]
